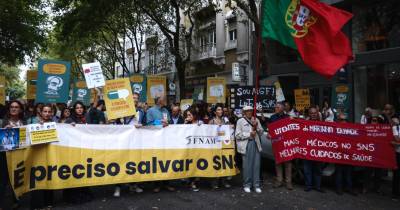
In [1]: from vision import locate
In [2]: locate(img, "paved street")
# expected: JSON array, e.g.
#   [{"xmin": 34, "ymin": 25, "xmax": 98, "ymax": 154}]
[{"xmin": 8, "ymin": 173, "xmax": 399, "ymax": 210}]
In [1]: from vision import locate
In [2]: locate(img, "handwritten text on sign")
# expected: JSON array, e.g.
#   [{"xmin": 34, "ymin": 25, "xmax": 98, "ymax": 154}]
[
  {"xmin": 230, "ymin": 86, "xmax": 276, "ymax": 112},
  {"xmin": 268, "ymin": 118, "xmax": 397, "ymax": 169}
]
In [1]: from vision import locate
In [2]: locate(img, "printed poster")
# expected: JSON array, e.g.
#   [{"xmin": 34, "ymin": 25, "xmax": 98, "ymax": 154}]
[
  {"xmin": 207, "ymin": 77, "xmax": 226, "ymax": 104},
  {"xmin": 28, "ymin": 122, "xmax": 58, "ymax": 145},
  {"xmin": 82, "ymin": 62, "xmax": 106, "ymax": 88},
  {"xmin": 104, "ymin": 78, "xmax": 136, "ymax": 120},
  {"xmin": 26, "ymin": 70, "xmax": 38, "ymax": 100},
  {"xmin": 36, "ymin": 59, "xmax": 71, "ymax": 103},
  {"xmin": 129, "ymin": 74, "xmax": 147, "ymax": 102},
  {"xmin": 146, "ymin": 76, "xmax": 166, "ymax": 106},
  {"xmin": 72, "ymin": 80, "xmax": 91, "ymax": 106},
  {"xmin": 180, "ymin": 99, "xmax": 193, "ymax": 111},
  {"xmin": 294, "ymin": 88, "xmax": 310, "ymax": 112},
  {"xmin": 0, "ymin": 76, "xmax": 5, "ymax": 105},
  {"xmin": 0, "ymin": 128, "xmax": 20, "ymax": 151},
  {"xmin": 332, "ymin": 84, "xmax": 351, "ymax": 118}
]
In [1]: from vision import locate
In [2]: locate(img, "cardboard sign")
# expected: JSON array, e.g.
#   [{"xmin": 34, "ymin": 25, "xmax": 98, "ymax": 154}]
[
  {"xmin": 146, "ymin": 76, "xmax": 166, "ymax": 106},
  {"xmin": 0, "ymin": 76, "xmax": 5, "ymax": 105},
  {"xmin": 104, "ymin": 78, "xmax": 136, "ymax": 120},
  {"xmin": 207, "ymin": 77, "xmax": 226, "ymax": 104},
  {"xmin": 180, "ymin": 99, "xmax": 193, "ymax": 111},
  {"xmin": 36, "ymin": 59, "xmax": 71, "ymax": 103},
  {"xmin": 26, "ymin": 70, "xmax": 38, "ymax": 100},
  {"xmin": 294, "ymin": 88, "xmax": 310, "ymax": 112},
  {"xmin": 72, "ymin": 80, "xmax": 91, "ymax": 106},
  {"xmin": 28, "ymin": 122, "xmax": 58, "ymax": 145},
  {"xmin": 129, "ymin": 74, "xmax": 147, "ymax": 102},
  {"xmin": 229, "ymin": 86, "xmax": 276, "ymax": 112},
  {"xmin": 82, "ymin": 62, "xmax": 106, "ymax": 89}
]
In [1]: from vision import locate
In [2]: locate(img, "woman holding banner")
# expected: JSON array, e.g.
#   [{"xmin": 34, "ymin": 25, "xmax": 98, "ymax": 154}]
[
  {"xmin": 184, "ymin": 107, "xmax": 203, "ymax": 192},
  {"xmin": 1, "ymin": 100, "xmax": 26, "ymax": 209},
  {"xmin": 209, "ymin": 103, "xmax": 232, "ymax": 189},
  {"xmin": 235, "ymin": 106, "xmax": 264, "ymax": 193},
  {"xmin": 30, "ymin": 104, "xmax": 56, "ymax": 209},
  {"xmin": 64, "ymin": 101, "xmax": 93, "ymax": 203}
]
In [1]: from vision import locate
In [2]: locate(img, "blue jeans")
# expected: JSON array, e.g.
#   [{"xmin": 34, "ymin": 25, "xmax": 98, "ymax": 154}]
[
  {"xmin": 335, "ymin": 164, "xmax": 352, "ymax": 190},
  {"xmin": 303, "ymin": 160, "xmax": 322, "ymax": 189}
]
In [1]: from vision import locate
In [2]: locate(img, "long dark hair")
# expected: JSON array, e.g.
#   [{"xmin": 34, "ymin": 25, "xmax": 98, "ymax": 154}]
[
  {"xmin": 185, "ymin": 107, "xmax": 199, "ymax": 123},
  {"xmin": 71, "ymin": 101, "xmax": 86, "ymax": 117}
]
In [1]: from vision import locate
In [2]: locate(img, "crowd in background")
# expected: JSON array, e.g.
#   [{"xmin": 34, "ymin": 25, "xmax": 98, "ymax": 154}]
[{"xmin": 0, "ymin": 91, "xmax": 399, "ymax": 210}]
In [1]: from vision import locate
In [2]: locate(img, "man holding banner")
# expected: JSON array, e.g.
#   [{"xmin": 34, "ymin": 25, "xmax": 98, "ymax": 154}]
[
  {"xmin": 303, "ymin": 107, "xmax": 325, "ymax": 193},
  {"xmin": 270, "ymin": 103, "xmax": 293, "ymax": 190}
]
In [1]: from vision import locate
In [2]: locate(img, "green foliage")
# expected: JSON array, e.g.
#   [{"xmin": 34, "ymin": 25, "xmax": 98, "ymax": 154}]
[
  {"xmin": 0, "ymin": 64, "xmax": 25, "ymax": 100},
  {"xmin": 0, "ymin": 0, "xmax": 48, "ymax": 65}
]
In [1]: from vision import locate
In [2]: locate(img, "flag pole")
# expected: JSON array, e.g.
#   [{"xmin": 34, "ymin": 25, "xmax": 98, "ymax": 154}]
[{"xmin": 253, "ymin": 3, "xmax": 263, "ymax": 118}]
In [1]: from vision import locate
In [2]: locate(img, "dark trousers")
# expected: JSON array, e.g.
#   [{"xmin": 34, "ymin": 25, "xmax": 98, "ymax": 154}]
[
  {"xmin": 304, "ymin": 160, "xmax": 322, "ymax": 189},
  {"xmin": 335, "ymin": 164, "xmax": 353, "ymax": 190},
  {"xmin": 30, "ymin": 190, "xmax": 53, "ymax": 209},
  {"xmin": 0, "ymin": 152, "xmax": 7, "ymax": 209},
  {"xmin": 393, "ymin": 153, "xmax": 400, "ymax": 196}
]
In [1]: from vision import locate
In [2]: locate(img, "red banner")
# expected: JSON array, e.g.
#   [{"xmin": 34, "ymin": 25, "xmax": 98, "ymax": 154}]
[{"xmin": 268, "ymin": 118, "xmax": 397, "ymax": 169}]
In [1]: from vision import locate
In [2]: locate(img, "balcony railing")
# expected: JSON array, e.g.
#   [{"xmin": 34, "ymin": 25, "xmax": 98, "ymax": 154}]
[
  {"xmin": 193, "ymin": 43, "xmax": 217, "ymax": 61},
  {"xmin": 225, "ymin": 39, "xmax": 237, "ymax": 50}
]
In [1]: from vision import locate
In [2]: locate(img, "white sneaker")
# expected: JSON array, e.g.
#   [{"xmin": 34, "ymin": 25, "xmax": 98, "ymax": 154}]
[
  {"xmin": 113, "ymin": 186, "xmax": 121, "ymax": 197},
  {"xmin": 129, "ymin": 184, "xmax": 144, "ymax": 193},
  {"xmin": 255, "ymin": 187, "xmax": 262, "ymax": 193},
  {"xmin": 244, "ymin": 187, "xmax": 251, "ymax": 193}
]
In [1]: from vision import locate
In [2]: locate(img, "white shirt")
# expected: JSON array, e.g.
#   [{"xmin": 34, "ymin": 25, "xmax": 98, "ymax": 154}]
[{"xmin": 324, "ymin": 108, "xmax": 335, "ymax": 122}]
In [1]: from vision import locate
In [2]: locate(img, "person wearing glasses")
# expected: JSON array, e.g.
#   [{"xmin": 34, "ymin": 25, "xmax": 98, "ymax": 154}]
[{"xmin": 335, "ymin": 113, "xmax": 357, "ymax": 196}]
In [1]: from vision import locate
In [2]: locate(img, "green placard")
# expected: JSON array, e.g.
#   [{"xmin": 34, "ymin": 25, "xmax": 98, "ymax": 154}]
[{"xmin": 36, "ymin": 59, "xmax": 71, "ymax": 103}]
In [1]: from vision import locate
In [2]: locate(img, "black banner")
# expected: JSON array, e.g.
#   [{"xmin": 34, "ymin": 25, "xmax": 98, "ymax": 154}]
[{"xmin": 229, "ymin": 86, "xmax": 276, "ymax": 112}]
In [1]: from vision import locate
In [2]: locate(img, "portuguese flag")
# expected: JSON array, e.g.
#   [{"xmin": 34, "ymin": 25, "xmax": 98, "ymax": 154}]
[{"xmin": 261, "ymin": 0, "xmax": 353, "ymax": 78}]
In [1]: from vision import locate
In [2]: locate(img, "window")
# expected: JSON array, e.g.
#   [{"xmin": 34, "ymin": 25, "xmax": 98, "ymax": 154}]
[{"xmin": 229, "ymin": 29, "xmax": 237, "ymax": 41}]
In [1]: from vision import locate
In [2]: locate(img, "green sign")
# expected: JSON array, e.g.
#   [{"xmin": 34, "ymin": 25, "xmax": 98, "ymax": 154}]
[
  {"xmin": 72, "ymin": 80, "xmax": 91, "ymax": 106},
  {"xmin": 331, "ymin": 84, "xmax": 351, "ymax": 118},
  {"xmin": 129, "ymin": 74, "xmax": 147, "ymax": 102},
  {"xmin": 36, "ymin": 59, "xmax": 71, "ymax": 103}
]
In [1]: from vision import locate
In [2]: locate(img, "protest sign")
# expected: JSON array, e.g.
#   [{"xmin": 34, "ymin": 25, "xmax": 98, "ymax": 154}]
[
  {"xmin": 0, "ymin": 128, "xmax": 20, "ymax": 151},
  {"xmin": 28, "ymin": 122, "xmax": 58, "ymax": 145},
  {"xmin": 0, "ymin": 76, "xmax": 5, "ymax": 105},
  {"xmin": 7, "ymin": 124, "xmax": 237, "ymax": 197},
  {"xmin": 229, "ymin": 86, "xmax": 275, "ymax": 112},
  {"xmin": 82, "ymin": 62, "xmax": 106, "ymax": 88},
  {"xmin": 104, "ymin": 78, "xmax": 136, "ymax": 120},
  {"xmin": 129, "ymin": 74, "xmax": 147, "ymax": 102},
  {"xmin": 332, "ymin": 84, "xmax": 351, "ymax": 117},
  {"xmin": 180, "ymin": 99, "xmax": 193, "ymax": 111},
  {"xmin": 274, "ymin": 81, "xmax": 285, "ymax": 102},
  {"xmin": 268, "ymin": 118, "xmax": 397, "ymax": 169},
  {"xmin": 72, "ymin": 80, "xmax": 91, "ymax": 106},
  {"xmin": 207, "ymin": 77, "xmax": 226, "ymax": 104},
  {"xmin": 294, "ymin": 88, "xmax": 310, "ymax": 112},
  {"xmin": 26, "ymin": 70, "xmax": 38, "ymax": 100},
  {"xmin": 36, "ymin": 59, "xmax": 71, "ymax": 103},
  {"xmin": 146, "ymin": 76, "xmax": 166, "ymax": 106},
  {"xmin": 193, "ymin": 87, "xmax": 204, "ymax": 101}
]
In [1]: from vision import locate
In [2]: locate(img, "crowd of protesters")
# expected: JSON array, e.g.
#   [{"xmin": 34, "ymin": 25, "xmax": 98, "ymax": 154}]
[{"xmin": 0, "ymin": 91, "xmax": 399, "ymax": 210}]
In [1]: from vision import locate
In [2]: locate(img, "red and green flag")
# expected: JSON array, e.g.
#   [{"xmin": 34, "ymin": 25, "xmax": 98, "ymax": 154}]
[{"xmin": 261, "ymin": 0, "xmax": 353, "ymax": 78}]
